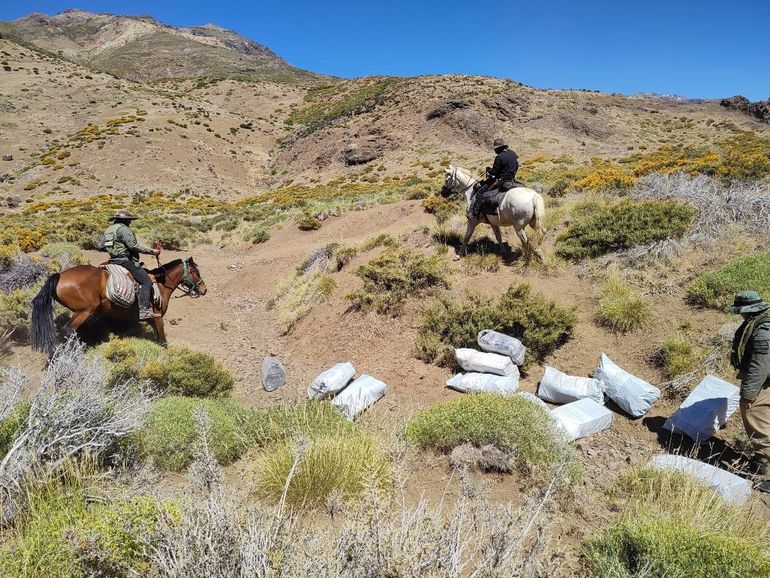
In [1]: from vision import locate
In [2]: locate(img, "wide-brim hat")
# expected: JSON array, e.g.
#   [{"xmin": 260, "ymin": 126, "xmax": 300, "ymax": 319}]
[
  {"xmin": 729, "ymin": 290, "xmax": 770, "ymax": 314},
  {"xmin": 110, "ymin": 210, "xmax": 138, "ymax": 221},
  {"xmin": 492, "ymin": 138, "xmax": 508, "ymax": 150}
]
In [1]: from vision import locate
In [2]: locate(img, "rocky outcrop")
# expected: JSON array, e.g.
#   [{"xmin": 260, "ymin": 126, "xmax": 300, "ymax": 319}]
[{"xmin": 720, "ymin": 96, "xmax": 770, "ymax": 124}]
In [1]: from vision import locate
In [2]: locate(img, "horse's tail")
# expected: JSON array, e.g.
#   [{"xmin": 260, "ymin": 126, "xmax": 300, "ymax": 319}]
[
  {"xmin": 31, "ymin": 273, "xmax": 59, "ymax": 355},
  {"xmin": 532, "ymin": 193, "xmax": 546, "ymax": 241}
]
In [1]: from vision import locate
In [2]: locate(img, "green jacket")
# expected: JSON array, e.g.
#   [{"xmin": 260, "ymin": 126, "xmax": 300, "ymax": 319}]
[
  {"xmin": 732, "ymin": 313, "xmax": 770, "ymax": 401},
  {"xmin": 98, "ymin": 223, "xmax": 153, "ymax": 263}
]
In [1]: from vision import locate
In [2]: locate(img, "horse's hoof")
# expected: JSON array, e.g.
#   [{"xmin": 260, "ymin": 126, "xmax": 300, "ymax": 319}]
[{"xmin": 452, "ymin": 254, "xmax": 461, "ymax": 261}]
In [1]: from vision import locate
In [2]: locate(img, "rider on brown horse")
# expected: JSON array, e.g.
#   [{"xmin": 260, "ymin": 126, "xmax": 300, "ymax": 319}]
[{"xmin": 98, "ymin": 210, "xmax": 161, "ymax": 320}]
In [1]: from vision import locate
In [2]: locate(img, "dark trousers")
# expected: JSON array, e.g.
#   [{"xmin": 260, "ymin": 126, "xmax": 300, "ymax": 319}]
[
  {"xmin": 112, "ymin": 259, "xmax": 153, "ymax": 309},
  {"xmin": 471, "ymin": 183, "xmax": 504, "ymax": 217}
]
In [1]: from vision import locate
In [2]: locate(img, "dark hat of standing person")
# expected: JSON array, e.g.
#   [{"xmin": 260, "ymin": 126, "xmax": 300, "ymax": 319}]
[{"xmin": 729, "ymin": 290, "xmax": 770, "ymax": 314}]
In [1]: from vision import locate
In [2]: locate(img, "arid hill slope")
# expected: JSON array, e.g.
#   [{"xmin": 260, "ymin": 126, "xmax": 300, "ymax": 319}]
[{"xmin": 0, "ymin": 10, "xmax": 768, "ymax": 207}]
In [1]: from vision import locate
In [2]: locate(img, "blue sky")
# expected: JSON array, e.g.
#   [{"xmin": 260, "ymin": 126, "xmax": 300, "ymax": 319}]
[{"xmin": 2, "ymin": 0, "xmax": 768, "ymax": 100}]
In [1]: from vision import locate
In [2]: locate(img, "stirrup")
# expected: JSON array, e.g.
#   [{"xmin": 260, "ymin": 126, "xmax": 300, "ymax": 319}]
[{"xmin": 139, "ymin": 308, "xmax": 161, "ymax": 320}]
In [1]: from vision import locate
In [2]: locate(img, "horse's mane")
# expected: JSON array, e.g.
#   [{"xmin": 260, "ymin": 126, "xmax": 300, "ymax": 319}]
[
  {"xmin": 149, "ymin": 259, "xmax": 183, "ymax": 277},
  {"xmin": 452, "ymin": 165, "xmax": 475, "ymax": 185}
]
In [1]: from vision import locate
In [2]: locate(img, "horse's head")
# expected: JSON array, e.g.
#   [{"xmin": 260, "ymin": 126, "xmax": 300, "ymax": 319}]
[
  {"xmin": 440, "ymin": 165, "xmax": 475, "ymax": 201},
  {"xmin": 181, "ymin": 257, "xmax": 207, "ymax": 297},
  {"xmin": 440, "ymin": 165, "xmax": 459, "ymax": 198}
]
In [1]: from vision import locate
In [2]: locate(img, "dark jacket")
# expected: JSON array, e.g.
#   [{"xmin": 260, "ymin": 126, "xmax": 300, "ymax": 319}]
[
  {"xmin": 732, "ymin": 313, "xmax": 770, "ymax": 401},
  {"xmin": 490, "ymin": 148, "xmax": 519, "ymax": 185}
]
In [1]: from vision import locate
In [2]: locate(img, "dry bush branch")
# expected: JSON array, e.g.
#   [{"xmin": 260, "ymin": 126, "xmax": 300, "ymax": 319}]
[{"xmin": 0, "ymin": 336, "xmax": 155, "ymax": 524}]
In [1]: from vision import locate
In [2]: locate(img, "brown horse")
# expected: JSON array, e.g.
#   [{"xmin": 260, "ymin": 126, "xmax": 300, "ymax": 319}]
[{"xmin": 31, "ymin": 258, "xmax": 207, "ymax": 355}]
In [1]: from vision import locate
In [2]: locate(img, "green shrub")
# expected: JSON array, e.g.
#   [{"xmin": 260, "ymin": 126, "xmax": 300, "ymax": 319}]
[
  {"xmin": 0, "ymin": 287, "xmax": 35, "ymax": 339},
  {"xmin": 0, "ymin": 471, "xmax": 169, "ymax": 577},
  {"xmin": 361, "ymin": 233, "xmax": 398, "ymax": 251},
  {"xmin": 415, "ymin": 284, "xmax": 577, "ymax": 368},
  {"xmin": 138, "ymin": 396, "xmax": 264, "ymax": 471},
  {"xmin": 348, "ymin": 247, "xmax": 448, "ymax": 314},
  {"xmin": 258, "ymin": 400, "xmax": 354, "ymax": 446},
  {"xmin": 252, "ymin": 430, "xmax": 389, "ymax": 506},
  {"xmin": 555, "ymin": 199, "xmax": 695, "ymax": 260},
  {"xmin": 597, "ymin": 269, "xmax": 651, "ymax": 333},
  {"xmin": 585, "ymin": 467, "xmax": 770, "ymax": 578},
  {"xmin": 687, "ymin": 252, "xmax": 770, "ymax": 310},
  {"xmin": 656, "ymin": 334, "xmax": 707, "ymax": 378},
  {"xmin": 296, "ymin": 212, "xmax": 322, "ymax": 231},
  {"xmin": 245, "ymin": 226, "xmax": 270, "ymax": 244},
  {"xmin": 95, "ymin": 338, "xmax": 234, "ymax": 397},
  {"xmin": 0, "ymin": 401, "xmax": 30, "ymax": 460},
  {"xmin": 39, "ymin": 242, "xmax": 84, "ymax": 267},
  {"xmin": 405, "ymin": 393, "xmax": 578, "ymax": 482}
]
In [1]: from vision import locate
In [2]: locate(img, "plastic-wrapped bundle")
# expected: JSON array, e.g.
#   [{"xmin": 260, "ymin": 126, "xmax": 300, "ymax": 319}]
[
  {"xmin": 331, "ymin": 374, "xmax": 387, "ymax": 420},
  {"xmin": 551, "ymin": 398, "xmax": 613, "ymax": 441},
  {"xmin": 516, "ymin": 391, "xmax": 552, "ymax": 414},
  {"xmin": 307, "ymin": 362, "xmax": 356, "ymax": 400},
  {"xmin": 663, "ymin": 375, "xmax": 740, "ymax": 443},
  {"xmin": 477, "ymin": 330, "xmax": 526, "ymax": 366},
  {"xmin": 538, "ymin": 366, "xmax": 604, "ymax": 405},
  {"xmin": 594, "ymin": 353, "xmax": 660, "ymax": 418},
  {"xmin": 262, "ymin": 356, "xmax": 286, "ymax": 392},
  {"xmin": 648, "ymin": 454, "xmax": 751, "ymax": 506},
  {"xmin": 446, "ymin": 372, "xmax": 519, "ymax": 394},
  {"xmin": 454, "ymin": 348, "xmax": 516, "ymax": 376}
]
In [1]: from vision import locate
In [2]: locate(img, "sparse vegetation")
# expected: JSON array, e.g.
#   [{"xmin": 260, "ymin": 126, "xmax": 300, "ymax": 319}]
[
  {"xmin": 348, "ymin": 246, "xmax": 448, "ymax": 314},
  {"xmin": 688, "ymin": 252, "xmax": 770, "ymax": 310},
  {"xmin": 597, "ymin": 268, "xmax": 651, "ymax": 333},
  {"xmin": 556, "ymin": 199, "xmax": 696, "ymax": 260},
  {"xmin": 416, "ymin": 284, "xmax": 577, "ymax": 368},
  {"xmin": 406, "ymin": 393, "xmax": 579, "ymax": 483}
]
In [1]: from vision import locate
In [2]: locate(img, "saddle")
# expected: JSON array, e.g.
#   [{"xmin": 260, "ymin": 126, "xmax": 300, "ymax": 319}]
[{"xmin": 99, "ymin": 264, "xmax": 161, "ymax": 309}]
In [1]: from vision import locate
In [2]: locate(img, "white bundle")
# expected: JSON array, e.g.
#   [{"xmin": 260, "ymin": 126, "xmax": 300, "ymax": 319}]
[
  {"xmin": 307, "ymin": 362, "xmax": 356, "ymax": 400},
  {"xmin": 446, "ymin": 372, "xmax": 519, "ymax": 394},
  {"xmin": 648, "ymin": 454, "xmax": 751, "ymax": 506},
  {"xmin": 477, "ymin": 330, "xmax": 526, "ymax": 366},
  {"xmin": 538, "ymin": 366, "xmax": 604, "ymax": 405},
  {"xmin": 331, "ymin": 374, "xmax": 387, "ymax": 420},
  {"xmin": 594, "ymin": 353, "xmax": 660, "ymax": 418},
  {"xmin": 663, "ymin": 375, "xmax": 740, "ymax": 443},
  {"xmin": 454, "ymin": 348, "xmax": 516, "ymax": 376},
  {"xmin": 516, "ymin": 391, "xmax": 552, "ymax": 414},
  {"xmin": 551, "ymin": 398, "xmax": 613, "ymax": 441}
]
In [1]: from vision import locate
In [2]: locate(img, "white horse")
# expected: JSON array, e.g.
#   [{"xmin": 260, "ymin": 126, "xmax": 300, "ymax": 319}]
[{"xmin": 441, "ymin": 165, "xmax": 546, "ymax": 260}]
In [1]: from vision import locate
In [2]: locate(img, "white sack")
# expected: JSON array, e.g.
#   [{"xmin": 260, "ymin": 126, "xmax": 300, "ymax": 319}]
[
  {"xmin": 446, "ymin": 372, "xmax": 519, "ymax": 394},
  {"xmin": 648, "ymin": 454, "xmax": 751, "ymax": 506},
  {"xmin": 477, "ymin": 330, "xmax": 526, "ymax": 366},
  {"xmin": 551, "ymin": 398, "xmax": 613, "ymax": 441},
  {"xmin": 307, "ymin": 362, "xmax": 356, "ymax": 400},
  {"xmin": 455, "ymin": 348, "xmax": 516, "ymax": 376},
  {"xmin": 594, "ymin": 353, "xmax": 660, "ymax": 418},
  {"xmin": 663, "ymin": 375, "xmax": 740, "ymax": 443},
  {"xmin": 538, "ymin": 366, "xmax": 604, "ymax": 405},
  {"xmin": 331, "ymin": 374, "xmax": 386, "ymax": 421},
  {"xmin": 516, "ymin": 391, "xmax": 552, "ymax": 414}
]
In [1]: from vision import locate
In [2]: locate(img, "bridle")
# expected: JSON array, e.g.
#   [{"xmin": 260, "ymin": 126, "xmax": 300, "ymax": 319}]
[
  {"xmin": 177, "ymin": 259, "xmax": 204, "ymax": 298},
  {"xmin": 443, "ymin": 166, "xmax": 479, "ymax": 199},
  {"xmin": 156, "ymin": 258, "xmax": 205, "ymax": 298}
]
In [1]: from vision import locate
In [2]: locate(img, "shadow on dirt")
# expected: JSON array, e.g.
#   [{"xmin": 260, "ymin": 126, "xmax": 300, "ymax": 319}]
[{"xmin": 642, "ymin": 414, "xmax": 752, "ymax": 477}]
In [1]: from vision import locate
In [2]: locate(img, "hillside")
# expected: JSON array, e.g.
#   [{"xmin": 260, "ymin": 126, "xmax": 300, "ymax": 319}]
[
  {"xmin": 0, "ymin": 9, "xmax": 320, "ymax": 83},
  {"xmin": 1, "ymin": 10, "xmax": 770, "ymax": 577}
]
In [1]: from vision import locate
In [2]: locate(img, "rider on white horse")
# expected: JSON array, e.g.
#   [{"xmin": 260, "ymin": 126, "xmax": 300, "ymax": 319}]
[{"xmin": 470, "ymin": 138, "xmax": 520, "ymax": 220}]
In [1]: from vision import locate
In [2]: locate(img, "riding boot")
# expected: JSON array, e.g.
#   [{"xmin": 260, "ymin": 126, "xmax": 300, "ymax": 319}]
[{"xmin": 137, "ymin": 286, "xmax": 160, "ymax": 320}]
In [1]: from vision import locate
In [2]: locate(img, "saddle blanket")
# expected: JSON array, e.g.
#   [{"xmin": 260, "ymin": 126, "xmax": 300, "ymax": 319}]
[{"xmin": 101, "ymin": 264, "xmax": 160, "ymax": 309}]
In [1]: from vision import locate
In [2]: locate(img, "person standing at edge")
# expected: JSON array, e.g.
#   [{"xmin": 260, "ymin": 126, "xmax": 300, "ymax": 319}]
[{"xmin": 730, "ymin": 291, "xmax": 770, "ymax": 493}]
